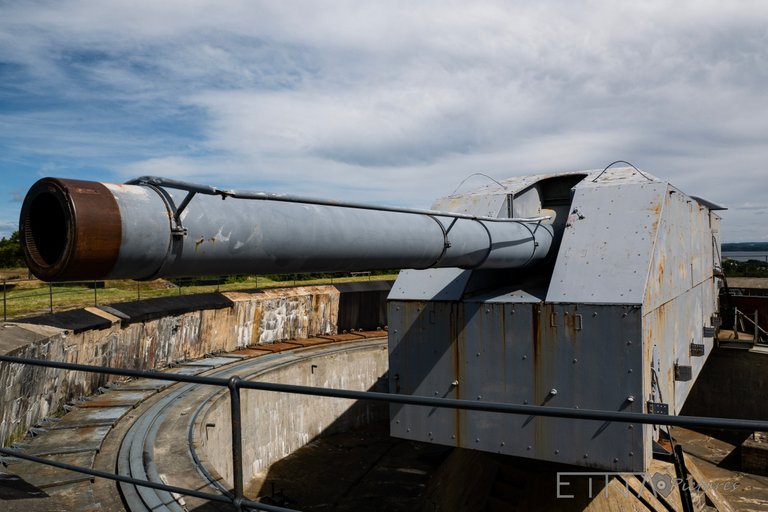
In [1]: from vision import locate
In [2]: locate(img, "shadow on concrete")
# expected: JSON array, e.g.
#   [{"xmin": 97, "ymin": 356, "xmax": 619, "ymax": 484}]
[
  {"xmin": 0, "ymin": 474, "xmax": 48, "ymax": 500},
  {"xmin": 196, "ymin": 378, "xmax": 451, "ymax": 512}
]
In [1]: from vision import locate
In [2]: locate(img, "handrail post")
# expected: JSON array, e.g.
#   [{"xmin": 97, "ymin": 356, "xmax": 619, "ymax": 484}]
[
  {"xmin": 49, "ymin": 283, "xmax": 53, "ymax": 314},
  {"xmin": 3, "ymin": 279, "xmax": 6, "ymax": 321},
  {"xmin": 228, "ymin": 376, "xmax": 245, "ymax": 511},
  {"xmin": 755, "ymin": 310, "xmax": 760, "ymax": 343}
]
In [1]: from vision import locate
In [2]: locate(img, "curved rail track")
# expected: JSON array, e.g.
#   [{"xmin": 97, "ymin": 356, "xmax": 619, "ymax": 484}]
[
  {"xmin": 119, "ymin": 337, "xmax": 387, "ymax": 512},
  {"xmin": 2, "ymin": 334, "xmax": 387, "ymax": 512}
]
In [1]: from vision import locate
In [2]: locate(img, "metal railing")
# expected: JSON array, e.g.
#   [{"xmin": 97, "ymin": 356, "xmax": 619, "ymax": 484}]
[
  {"xmin": 732, "ymin": 307, "xmax": 768, "ymax": 344},
  {"xmin": 2, "ymin": 355, "xmax": 768, "ymax": 511},
  {"xmin": 1, "ymin": 272, "xmax": 389, "ymax": 322}
]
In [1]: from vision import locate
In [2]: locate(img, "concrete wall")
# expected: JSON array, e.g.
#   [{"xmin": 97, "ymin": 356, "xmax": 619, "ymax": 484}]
[
  {"xmin": 681, "ymin": 346, "xmax": 768, "ymax": 421},
  {"xmin": 193, "ymin": 341, "xmax": 388, "ymax": 490},
  {"xmin": 0, "ymin": 285, "xmax": 351, "ymax": 447},
  {"xmin": 742, "ymin": 433, "xmax": 768, "ymax": 476}
]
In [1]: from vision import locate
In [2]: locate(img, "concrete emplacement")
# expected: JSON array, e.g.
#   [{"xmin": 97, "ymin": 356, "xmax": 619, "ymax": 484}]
[
  {"xmin": 1, "ymin": 283, "xmax": 768, "ymax": 511},
  {"xmin": 195, "ymin": 340, "xmax": 390, "ymax": 492},
  {"xmin": 16, "ymin": 166, "xmax": 730, "ymax": 472}
]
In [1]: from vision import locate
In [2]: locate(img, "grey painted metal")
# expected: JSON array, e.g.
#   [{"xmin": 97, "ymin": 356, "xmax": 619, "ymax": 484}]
[
  {"xmin": 431, "ymin": 190, "xmax": 509, "ymax": 219},
  {"xmin": 388, "ymin": 165, "xmax": 724, "ymax": 472},
  {"xmin": 389, "ymin": 301, "xmax": 646, "ymax": 471},
  {"xmin": 388, "ymin": 268, "xmax": 473, "ymax": 301},
  {"xmin": 229, "ymin": 376, "xmax": 245, "ymax": 510},
  {"xmin": 105, "ymin": 183, "xmax": 173, "ymax": 281},
  {"xmin": 546, "ymin": 180, "xmax": 667, "ymax": 304},
  {"xmin": 128, "ymin": 175, "xmax": 552, "ymax": 223},
  {"xmin": 95, "ymin": 179, "xmax": 555, "ymax": 280}
]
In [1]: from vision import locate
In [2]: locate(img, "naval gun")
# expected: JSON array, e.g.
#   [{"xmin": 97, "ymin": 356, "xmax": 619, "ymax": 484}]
[
  {"xmin": 20, "ymin": 176, "xmax": 555, "ymax": 281},
  {"xmin": 19, "ymin": 167, "xmax": 724, "ymax": 472}
]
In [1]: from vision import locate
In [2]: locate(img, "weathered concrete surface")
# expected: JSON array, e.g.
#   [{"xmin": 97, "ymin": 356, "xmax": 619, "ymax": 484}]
[
  {"xmin": 423, "ymin": 447, "xmax": 681, "ymax": 511},
  {"xmin": 225, "ymin": 286, "xmax": 339, "ymax": 344},
  {"xmin": 742, "ymin": 432, "xmax": 768, "ymax": 477},
  {"xmin": 727, "ymin": 278, "xmax": 768, "ymax": 291},
  {"xmin": 1, "ymin": 285, "xmax": 343, "ymax": 447},
  {"xmin": 681, "ymin": 346, "xmax": 768, "ymax": 421},
  {"xmin": 673, "ymin": 427, "xmax": 768, "ymax": 511},
  {"xmin": 195, "ymin": 341, "xmax": 388, "ymax": 490},
  {"xmin": 2, "ymin": 337, "xmax": 389, "ymax": 512},
  {"xmin": 247, "ymin": 422, "xmax": 450, "ymax": 511}
]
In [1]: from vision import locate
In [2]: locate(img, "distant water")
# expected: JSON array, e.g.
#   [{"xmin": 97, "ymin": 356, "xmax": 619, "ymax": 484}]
[{"xmin": 722, "ymin": 251, "xmax": 768, "ymax": 262}]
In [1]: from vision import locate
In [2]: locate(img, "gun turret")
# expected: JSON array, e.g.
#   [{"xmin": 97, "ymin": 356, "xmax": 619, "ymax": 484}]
[{"xmin": 17, "ymin": 167, "xmax": 727, "ymax": 473}]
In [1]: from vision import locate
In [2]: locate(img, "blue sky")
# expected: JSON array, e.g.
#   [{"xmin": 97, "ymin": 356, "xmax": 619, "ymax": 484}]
[{"xmin": 1, "ymin": 1, "xmax": 767, "ymax": 242}]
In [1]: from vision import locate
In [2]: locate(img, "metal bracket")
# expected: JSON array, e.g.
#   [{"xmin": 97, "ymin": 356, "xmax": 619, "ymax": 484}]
[
  {"xmin": 702, "ymin": 326, "xmax": 715, "ymax": 338},
  {"xmin": 647, "ymin": 401, "xmax": 669, "ymax": 415},
  {"xmin": 130, "ymin": 178, "xmax": 193, "ymax": 238},
  {"xmin": 169, "ymin": 191, "xmax": 196, "ymax": 238},
  {"xmin": 690, "ymin": 343, "xmax": 705, "ymax": 357},
  {"xmin": 675, "ymin": 364, "xmax": 692, "ymax": 382}
]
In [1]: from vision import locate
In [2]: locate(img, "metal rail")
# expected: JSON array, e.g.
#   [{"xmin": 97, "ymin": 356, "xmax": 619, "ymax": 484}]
[
  {"xmin": 733, "ymin": 306, "xmax": 768, "ymax": 344},
  {"xmin": 2, "ymin": 353, "xmax": 768, "ymax": 512},
  {"xmin": 126, "ymin": 176, "xmax": 551, "ymax": 224},
  {"xmin": 0, "ymin": 274, "xmax": 388, "ymax": 321}
]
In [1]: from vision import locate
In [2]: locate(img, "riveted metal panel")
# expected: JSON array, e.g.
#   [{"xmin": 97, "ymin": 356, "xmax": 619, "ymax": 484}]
[
  {"xmin": 432, "ymin": 192, "xmax": 508, "ymax": 218},
  {"xmin": 547, "ymin": 180, "xmax": 666, "ymax": 304},
  {"xmin": 389, "ymin": 300, "xmax": 459, "ymax": 442},
  {"xmin": 468, "ymin": 287, "xmax": 546, "ymax": 304},
  {"xmin": 643, "ymin": 280, "xmax": 716, "ymax": 415},
  {"xmin": 389, "ymin": 299, "xmax": 646, "ymax": 471},
  {"xmin": 498, "ymin": 170, "xmax": 596, "ymax": 195},
  {"xmin": 504, "ymin": 303, "xmax": 645, "ymax": 471},
  {"xmin": 389, "ymin": 268, "xmax": 472, "ymax": 301},
  {"xmin": 643, "ymin": 185, "xmax": 717, "ymax": 312},
  {"xmin": 455, "ymin": 302, "xmax": 535, "ymax": 453}
]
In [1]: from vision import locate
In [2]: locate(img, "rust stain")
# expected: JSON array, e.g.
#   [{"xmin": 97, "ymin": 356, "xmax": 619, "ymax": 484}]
[
  {"xmin": 531, "ymin": 304, "xmax": 559, "ymax": 455},
  {"xmin": 656, "ymin": 253, "xmax": 665, "ymax": 289},
  {"xmin": 563, "ymin": 307, "xmax": 577, "ymax": 340},
  {"xmin": 195, "ymin": 237, "xmax": 204, "ymax": 250},
  {"xmin": 648, "ymin": 197, "xmax": 663, "ymax": 234},
  {"xmin": 649, "ymin": 198, "xmax": 662, "ymax": 217},
  {"xmin": 21, "ymin": 178, "xmax": 122, "ymax": 280}
]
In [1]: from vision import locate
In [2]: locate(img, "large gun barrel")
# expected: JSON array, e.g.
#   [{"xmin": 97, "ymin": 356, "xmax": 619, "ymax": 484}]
[{"xmin": 19, "ymin": 176, "xmax": 556, "ymax": 281}]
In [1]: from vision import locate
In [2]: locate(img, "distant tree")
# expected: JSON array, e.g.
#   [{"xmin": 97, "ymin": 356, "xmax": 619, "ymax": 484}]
[
  {"xmin": 0, "ymin": 231, "xmax": 25, "ymax": 268},
  {"xmin": 723, "ymin": 258, "xmax": 768, "ymax": 278}
]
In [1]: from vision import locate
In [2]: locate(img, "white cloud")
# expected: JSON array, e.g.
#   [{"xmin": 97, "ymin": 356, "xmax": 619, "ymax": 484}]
[{"xmin": 0, "ymin": 0, "xmax": 767, "ymax": 241}]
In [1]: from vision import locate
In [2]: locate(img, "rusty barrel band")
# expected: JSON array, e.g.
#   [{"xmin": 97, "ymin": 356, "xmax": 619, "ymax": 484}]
[{"xmin": 20, "ymin": 178, "xmax": 122, "ymax": 281}]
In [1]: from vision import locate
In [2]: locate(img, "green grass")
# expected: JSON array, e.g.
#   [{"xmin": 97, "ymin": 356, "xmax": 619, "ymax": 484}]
[{"xmin": 1, "ymin": 271, "xmax": 398, "ymax": 321}]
